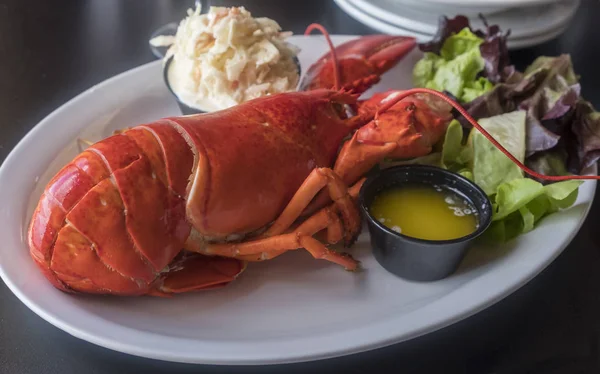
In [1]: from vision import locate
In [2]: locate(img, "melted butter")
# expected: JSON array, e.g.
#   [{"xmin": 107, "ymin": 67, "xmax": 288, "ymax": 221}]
[{"xmin": 370, "ymin": 183, "xmax": 478, "ymax": 241}]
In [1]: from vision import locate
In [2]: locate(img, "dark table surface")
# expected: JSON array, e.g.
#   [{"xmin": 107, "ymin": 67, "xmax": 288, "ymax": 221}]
[{"xmin": 2, "ymin": 1, "xmax": 600, "ymax": 373}]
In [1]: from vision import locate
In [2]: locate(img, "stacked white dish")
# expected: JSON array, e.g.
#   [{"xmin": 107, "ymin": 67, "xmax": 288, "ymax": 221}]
[{"xmin": 334, "ymin": 0, "xmax": 580, "ymax": 49}]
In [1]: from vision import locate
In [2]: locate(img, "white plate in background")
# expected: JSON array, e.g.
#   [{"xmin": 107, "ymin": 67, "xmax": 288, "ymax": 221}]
[
  {"xmin": 336, "ymin": 0, "xmax": 574, "ymax": 49},
  {"xmin": 348, "ymin": 0, "xmax": 579, "ymax": 38},
  {"xmin": 379, "ymin": 0, "xmax": 510, "ymax": 17},
  {"xmin": 413, "ymin": 0, "xmax": 561, "ymax": 5}
]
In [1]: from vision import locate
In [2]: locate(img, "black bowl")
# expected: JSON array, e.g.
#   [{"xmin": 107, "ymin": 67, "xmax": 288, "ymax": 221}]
[
  {"xmin": 358, "ymin": 165, "xmax": 492, "ymax": 282},
  {"xmin": 162, "ymin": 55, "xmax": 302, "ymax": 116}
]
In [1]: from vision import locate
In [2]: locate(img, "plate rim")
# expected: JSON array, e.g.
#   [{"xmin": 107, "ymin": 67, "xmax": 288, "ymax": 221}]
[
  {"xmin": 348, "ymin": 0, "xmax": 579, "ymax": 38},
  {"xmin": 335, "ymin": 0, "xmax": 572, "ymax": 49},
  {"xmin": 407, "ymin": 0, "xmax": 566, "ymax": 5},
  {"xmin": 0, "ymin": 34, "xmax": 596, "ymax": 365}
]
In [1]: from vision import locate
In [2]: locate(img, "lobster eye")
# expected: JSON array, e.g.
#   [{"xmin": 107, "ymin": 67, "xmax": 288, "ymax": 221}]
[
  {"xmin": 343, "ymin": 103, "xmax": 357, "ymax": 118},
  {"xmin": 331, "ymin": 102, "xmax": 356, "ymax": 120}
]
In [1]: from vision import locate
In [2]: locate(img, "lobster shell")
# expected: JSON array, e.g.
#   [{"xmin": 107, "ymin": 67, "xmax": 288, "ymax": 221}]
[{"xmin": 28, "ymin": 89, "xmax": 360, "ymax": 295}]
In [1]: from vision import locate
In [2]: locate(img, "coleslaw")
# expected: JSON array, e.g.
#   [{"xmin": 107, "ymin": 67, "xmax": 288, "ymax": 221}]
[{"xmin": 151, "ymin": 5, "xmax": 300, "ymax": 112}]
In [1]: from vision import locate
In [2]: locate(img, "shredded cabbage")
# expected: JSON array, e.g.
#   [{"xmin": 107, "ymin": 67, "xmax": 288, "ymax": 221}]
[{"xmin": 154, "ymin": 5, "xmax": 300, "ymax": 111}]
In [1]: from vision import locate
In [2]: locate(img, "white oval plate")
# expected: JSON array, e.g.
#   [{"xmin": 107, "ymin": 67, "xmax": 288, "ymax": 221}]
[
  {"xmin": 335, "ymin": 0, "xmax": 573, "ymax": 50},
  {"xmin": 0, "ymin": 35, "xmax": 595, "ymax": 365}
]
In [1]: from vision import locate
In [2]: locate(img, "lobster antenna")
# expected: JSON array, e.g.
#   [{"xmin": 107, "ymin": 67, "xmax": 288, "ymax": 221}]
[
  {"xmin": 77, "ymin": 138, "xmax": 94, "ymax": 152},
  {"xmin": 376, "ymin": 88, "xmax": 599, "ymax": 182},
  {"xmin": 304, "ymin": 23, "xmax": 340, "ymax": 91}
]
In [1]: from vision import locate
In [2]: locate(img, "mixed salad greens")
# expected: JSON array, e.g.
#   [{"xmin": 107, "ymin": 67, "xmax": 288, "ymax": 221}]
[{"xmin": 400, "ymin": 16, "xmax": 600, "ymax": 242}]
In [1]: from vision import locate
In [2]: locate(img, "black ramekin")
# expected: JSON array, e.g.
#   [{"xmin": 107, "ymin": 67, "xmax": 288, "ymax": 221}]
[
  {"xmin": 162, "ymin": 55, "xmax": 302, "ymax": 115},
  {"xmin": 358, "ymin": 165, "xmax": 492, "ymax": 282}
]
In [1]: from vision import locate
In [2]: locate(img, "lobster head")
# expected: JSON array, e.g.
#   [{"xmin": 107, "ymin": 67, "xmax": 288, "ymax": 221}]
[
  {"xmin": 299, "ymin": 34, "xmax": 417, "ymax": 93},
  {"xmin": 356, "ymin": 90, "xmax": 454, "ymax": 159}
]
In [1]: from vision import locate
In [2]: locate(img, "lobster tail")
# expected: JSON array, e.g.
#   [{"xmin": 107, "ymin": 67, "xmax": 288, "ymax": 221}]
[
  {"xmin": 28, "ymin": 149, "xmax": 111, "ymax": 292},
  {"xmin": 28, "ymin": 124, "xmax": 203, "ymax": 295}
]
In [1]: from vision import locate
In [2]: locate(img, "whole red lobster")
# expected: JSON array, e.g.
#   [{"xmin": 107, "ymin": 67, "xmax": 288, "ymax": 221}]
[
  {"xmin": 28, "ymin": 25, "xmax": 437, "ymax": 296},
  {"xmin": 30, "ymin": 23, "xmax": 591, "ymax": 297}
]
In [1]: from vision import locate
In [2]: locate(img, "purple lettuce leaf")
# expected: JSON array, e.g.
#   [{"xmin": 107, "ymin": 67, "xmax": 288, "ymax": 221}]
[
  {"xmin": 569, "ymin": 100, "xmax": 600, "ymax": 172},
  {"xmin": 456, "ymin": 55, "xmax": 598, "ymax": 173},
  {"xmin": 419, "ymin": 15, "xmax": 600, "ymax": 176},
  {"xmin": 477, "ymin": 16, "xmax": 512, "ymax": 84},
  {"xmin": 525, "ymin": 149, "xmax": 570, "ymax": 184}
]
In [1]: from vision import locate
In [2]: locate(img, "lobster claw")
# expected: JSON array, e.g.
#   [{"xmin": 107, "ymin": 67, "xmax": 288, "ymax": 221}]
[{"xmin": 300, "ymin": 34, "xmax": 417, "ymax": 93}]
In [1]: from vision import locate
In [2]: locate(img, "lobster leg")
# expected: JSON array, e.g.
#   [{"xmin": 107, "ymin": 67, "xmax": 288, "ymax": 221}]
[
  {"xmin": 334, "ymin": 137, "xmax": 398, "ymax": 189},
  {"xmin": 235, "ymin": 205, "xmax": 345, "ymax": 262},
  {"xmin": 303, "ymin": 138, "xmax": 398, "ymax": 215},
  {"xmin": 263, "ymin": 167, "xmax": 360, "ymax": 245},
  {"xmin": 204, "ymin": 228, "xmax": 358, "ymax": 270},
  {"xmin": 294, "ymin": 179, "xmax": 365, "ymax": 246},
  {"xmin": 203, "ymin": 180, "xmax": 366, "ymax": 270}
]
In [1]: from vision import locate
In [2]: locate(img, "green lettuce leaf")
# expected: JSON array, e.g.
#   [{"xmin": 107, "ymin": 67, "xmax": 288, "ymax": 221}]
[
  {"xmin": 525, "ymin": 195, "xmax": 552, "ymax": 222},
  {"xmin": 468, "ymin": 110, "xmax": 527, "ymax": 195},
  {"xmin": 462, "ymin": 77, "xmax": 495, "ymax": 103},
  {"xmin": 441, "ymin": 119, "xmax": 465, "ymax": 169},
  {"xmin": 483, "ymin": 178, "xmax": 582, "ymax": 242},
  {"xmin": 413, "ymin": 28, "xmax": 493, "ymax": 102},
  {"xmin": 519, "ymin": 206, "xmax": 536, "ymax": 233},
  {"xmin": 493, "ymin": 178, "xmax": 545, "ymax": 220},
  {"xmin": 458, "ymin": 169, "xmax": 473, "ymax": 181},
  {"xmin": 412, "ymin": 52, "xmax": 438, "ymax": 89},
  {"xmin": 440, "ymin": 28, "xmax": 484, "ymax": 59},
  {"xmin": 544, "ymin": 180, "xmax": 582, "ymax": 211},
  {"xmin": 483, "ymin": 211, "xmax": 523, "ymax": 243},
  {"xmin": 418, "ymin": 15, "xmax": 513, "ymax": 84}
]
